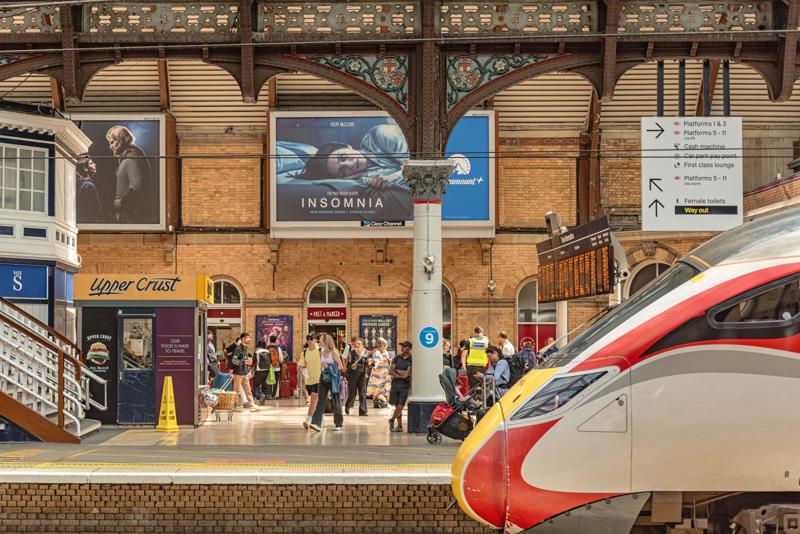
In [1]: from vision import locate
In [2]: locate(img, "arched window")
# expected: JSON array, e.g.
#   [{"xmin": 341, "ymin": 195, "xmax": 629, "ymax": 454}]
[
  {"xmin": 626, "ymin": 262, "xmax": 672, "ymax": 299},
  {"xmin": 516, "ymin": 279, "xmax": 557, "ymax": 353},
  {"xmin": 308, "ymin": 280, "xmax": 346, "ymax": 306},
  {"xmin": 442, "ymin": 283, "xmax": 453, "ymax": 341},
  {"xmin": 213, "ymin": 280, "xmax": 241, "ymax": 306}
]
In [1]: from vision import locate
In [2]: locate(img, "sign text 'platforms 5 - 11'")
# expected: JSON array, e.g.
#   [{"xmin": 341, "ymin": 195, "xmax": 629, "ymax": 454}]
[{"xmin": 641, "ymin": 117, "xmax": 743, "ymax": 232}]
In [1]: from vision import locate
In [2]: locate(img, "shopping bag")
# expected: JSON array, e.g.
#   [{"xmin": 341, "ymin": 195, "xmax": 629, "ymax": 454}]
[{"xmin": 266, "ymin": 366, "xmax": 276, "ymax": 385}]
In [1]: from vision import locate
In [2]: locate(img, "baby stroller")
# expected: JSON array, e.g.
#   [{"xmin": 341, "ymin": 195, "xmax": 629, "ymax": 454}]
[{"xmin": 426, "ymin": 368, "xmax": 482, "ymax": 445}]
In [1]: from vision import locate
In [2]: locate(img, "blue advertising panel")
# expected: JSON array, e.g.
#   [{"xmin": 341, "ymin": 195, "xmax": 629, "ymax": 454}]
[
  {"xmin": 271, "ymin": 111, "xmax": 494, "ymax": 234},
  {"xmin": 0, "ymin": 264, "xmax": 48, "ymax": 300},
  {"xmin": 444, "ymin": 114, "xmax": 491, "ymax": 222}
]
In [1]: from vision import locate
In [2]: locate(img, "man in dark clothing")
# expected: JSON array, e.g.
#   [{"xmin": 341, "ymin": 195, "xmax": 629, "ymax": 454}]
[
  {"xmin": 345, "ymin": 337, "xmax": 370, "ymax": 416},
  {"xmin": 75, "ymin": 153, "xmax": 102, "ymax": 223},
  {"xmin": 106, "ymin": 125, "xmax": 152, "ymax": 223},
  {"xmin": 388, "ymin": 340, "xmax": 412, "ymax": 432},
  {"xmin": 231, "ymin": 332, "xmax": 259, "ymax": 411},
  {"xmin": 206, "ymin": 331, "xmax": 219, "ymax": 380}
]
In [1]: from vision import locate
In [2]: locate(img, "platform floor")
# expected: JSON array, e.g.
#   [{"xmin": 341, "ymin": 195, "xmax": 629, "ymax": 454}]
[{"xmin": 0, "ymin": 399, "xmax": 457, "ymax": 482}]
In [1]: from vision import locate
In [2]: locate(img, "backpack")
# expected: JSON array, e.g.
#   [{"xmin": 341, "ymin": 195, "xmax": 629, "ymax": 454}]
[
  {"xmin": 257, "ymin": 348, "xmax": 270, "ymax": 370},
  {"xmin": 507, "ymin": 354, "xmax": 526, "ymax": 388},
  {"xmin": 268, "ymin": 345, "xmax": 280, "ymax": 368},
  {"xmin": 225, "ymin": 343, "xmax": 237, "ymax": 370}
]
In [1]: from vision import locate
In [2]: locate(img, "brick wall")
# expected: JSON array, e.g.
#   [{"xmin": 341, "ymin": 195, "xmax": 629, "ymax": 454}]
[
  {"xmin": 0, "ymin": 483, "xmax": 493, "ymax": 534},
  {"xmin": 180, "ymin": 135, "xmax": 263, "ymax": 228},
  {"xmin": 497, "ymin": 137, "xmax": 579, "ymax": 228},
  {"xmin": 600, "ymin": 136, "xmax": 641, "ymax": 215},
  {"xmin": 744, "ymin": 173, "xmax": 800, "ymax": 213}
]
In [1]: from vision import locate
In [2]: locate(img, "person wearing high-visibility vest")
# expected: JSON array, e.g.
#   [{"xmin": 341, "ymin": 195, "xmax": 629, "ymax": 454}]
[{"xmin": 462, "ymin": 325, "xmax": 490, "ymax": 389}]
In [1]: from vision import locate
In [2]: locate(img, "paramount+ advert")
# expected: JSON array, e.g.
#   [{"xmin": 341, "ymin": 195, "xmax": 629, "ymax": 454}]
[{"xmin": 270, "ymin": 111, "xmax": 493, "ymax": 233}]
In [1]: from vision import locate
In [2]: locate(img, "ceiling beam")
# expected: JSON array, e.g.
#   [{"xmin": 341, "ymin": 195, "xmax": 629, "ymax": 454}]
[
  {"xmin": 158, "ymin": 57, "xmax": 170, "ymax": 111},
  {"xmin": 695, "ymin": 60, "xmax": 720, "ymax": 117}
]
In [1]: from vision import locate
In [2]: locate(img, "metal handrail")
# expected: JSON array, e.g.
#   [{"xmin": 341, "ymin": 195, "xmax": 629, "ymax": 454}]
[
  {"xmin": 0, "ymin": 297, "xmax": 85, "ymax": 363},
  {"xmin": 0, "ymin": 310, "xmax": 107, "ymax": 438}
]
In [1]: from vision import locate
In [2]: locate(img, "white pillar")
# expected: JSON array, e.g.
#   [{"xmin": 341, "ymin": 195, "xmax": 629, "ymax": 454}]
[{"xmin": 403, "ymin": 159, "xmax": 454, "ymax": 431}]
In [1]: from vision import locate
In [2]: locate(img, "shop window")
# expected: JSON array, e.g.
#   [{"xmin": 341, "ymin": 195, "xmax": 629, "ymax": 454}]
[
  {"xmin": 308, "ymin": 280, "xmax": 346, "ymax": 305},
  {"xmin": 713, "ymin": 277, "xmax": 800, "ymax": 325},
  {"xmin": 517, "ymin": 279, "xmax": 557, "ymax": 353},
  {"xmin": 1, "ymin": 144, "xmax": 47, "ymax": 213},
  {"xmin": 626, "ymin": 262, "xmax": 671, "ymax": 299},
  {"xmin": 213, "ymin": 280, "xmax": 241, "ymax": 305}
]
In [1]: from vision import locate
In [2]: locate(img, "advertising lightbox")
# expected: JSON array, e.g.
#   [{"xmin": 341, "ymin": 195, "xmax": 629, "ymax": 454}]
[
  {"xmin": 71, "ymin": 114, "xmax": 166, "ymax": 231},
  {"xmin": 269, "ymin": 111, "xmax": 494, "ymax": 238}
]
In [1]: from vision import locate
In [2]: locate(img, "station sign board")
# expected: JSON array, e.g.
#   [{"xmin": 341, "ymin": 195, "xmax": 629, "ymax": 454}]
[
  {"xmin": 641, "ymin": 117, "xmax": 743, "ymax": 231},
  {"xmin": 536, "ymin": 216, "xmax": 614, "ymax": 304}
]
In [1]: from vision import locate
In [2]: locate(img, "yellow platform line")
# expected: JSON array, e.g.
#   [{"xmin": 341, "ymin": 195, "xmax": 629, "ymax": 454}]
[
  {"xmin": 0, "ymin": 449, "xmax": 45, "ymax": 459},
  {"xmin": 0, "ymin": 461, "xmax": 452, "ymax": 472}
]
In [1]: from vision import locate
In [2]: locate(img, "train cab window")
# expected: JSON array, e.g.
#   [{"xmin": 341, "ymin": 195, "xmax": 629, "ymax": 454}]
[
  {"xmin": 713, "ymin": 278, "xmax": 800, "ymax": 325},
  {"xmin": 511, "ymin": 371, "xmax": 606, "ymax": 421}
]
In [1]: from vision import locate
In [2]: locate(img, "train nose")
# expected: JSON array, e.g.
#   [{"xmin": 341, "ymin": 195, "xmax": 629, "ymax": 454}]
[{"xmin": 451, "ymin": 402, "xmax": 508, "ymax": 528}]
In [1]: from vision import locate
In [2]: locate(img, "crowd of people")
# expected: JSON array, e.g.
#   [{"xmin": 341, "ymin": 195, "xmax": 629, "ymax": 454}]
[{"xmin": 205, "ymin": 325, "xmax": 558, "ymax": 432}]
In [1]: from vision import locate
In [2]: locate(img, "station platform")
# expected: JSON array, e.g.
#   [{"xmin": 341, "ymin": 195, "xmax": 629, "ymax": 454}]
[{"xmin": 0, "ymin": 400, "xmax": 486, "ymax": 533}]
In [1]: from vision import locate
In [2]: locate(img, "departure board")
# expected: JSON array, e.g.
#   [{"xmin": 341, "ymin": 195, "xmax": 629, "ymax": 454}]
[{"xmin": 536, "ymin": 216, "xmax": 614, "ymax": 303}]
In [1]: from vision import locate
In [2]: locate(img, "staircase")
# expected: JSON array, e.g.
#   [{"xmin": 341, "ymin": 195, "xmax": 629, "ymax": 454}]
[{"xmin": 0, "ymin": 298, "xmax": 107, "ymax": 443}]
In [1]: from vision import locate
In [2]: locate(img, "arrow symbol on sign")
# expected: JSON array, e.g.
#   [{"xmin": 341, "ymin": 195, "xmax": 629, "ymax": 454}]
[
  {"xmin": 649, "ymin": 178, "xmax": 663, "ymax": 192},
  {"xmin": 646, "ymin": 122, "xmax": 665, "ymax": 139},
  {"xmin": 649, "ymin": 199, "xmax": 664, "ymax": 217}
]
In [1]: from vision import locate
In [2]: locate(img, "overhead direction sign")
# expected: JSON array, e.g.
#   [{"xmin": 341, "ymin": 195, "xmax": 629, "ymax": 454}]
[{"xmin": 641, "ymin": 117, "xmax": 743, "ymax": 231}]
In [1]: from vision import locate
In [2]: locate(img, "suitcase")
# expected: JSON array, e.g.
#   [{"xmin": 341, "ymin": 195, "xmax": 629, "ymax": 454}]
[{"xmin": 279, "ymin": 379, "xmax": 291, "ymax": 398}]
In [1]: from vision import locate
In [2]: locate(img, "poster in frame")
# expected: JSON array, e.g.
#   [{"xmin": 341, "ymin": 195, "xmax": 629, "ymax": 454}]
[
  {"xmin": 269, "ymin": 110, "xmax": 495, "ymax": 238},
  {"xmin": 70, "ymin": 113, "xmax": 166, "ymax": 231}
]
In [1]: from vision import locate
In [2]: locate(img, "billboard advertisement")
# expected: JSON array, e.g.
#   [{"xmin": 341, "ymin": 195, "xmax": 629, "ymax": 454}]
[
  {"xmin": 270, "ymin": 111, "xmax": 494, "ymax": 237},
  {"xmin": 358, "ymin": 314, "xmax": 398, "ymax": 357},
  {"xmin": 255, "ymin": 314, "xmax": 294, "ymax": 359},
  {"xmin": 71, "ymin": 114, "xmax": 166, "ymax": 230}
]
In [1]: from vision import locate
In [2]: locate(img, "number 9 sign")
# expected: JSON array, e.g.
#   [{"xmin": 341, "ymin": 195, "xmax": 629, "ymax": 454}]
[{"xmin": 419, "ymin": 326, "xmax": 440, "ymax": 349}]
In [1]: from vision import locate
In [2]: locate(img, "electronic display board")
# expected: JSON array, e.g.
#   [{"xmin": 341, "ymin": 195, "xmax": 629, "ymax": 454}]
[{"xmin": 536, "ymin": 216, "xmax": 615, "ymax": 303}]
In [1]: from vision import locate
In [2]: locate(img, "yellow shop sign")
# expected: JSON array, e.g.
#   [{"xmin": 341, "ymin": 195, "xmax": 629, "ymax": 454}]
[{"xmin": 75, "ymin": 274, "xmax": 214, "ymax": 303}]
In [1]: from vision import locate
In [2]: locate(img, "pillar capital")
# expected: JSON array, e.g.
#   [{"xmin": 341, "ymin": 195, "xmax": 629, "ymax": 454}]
[{"xmin": 402, "ymin": 159, "xmax": 454, "ymax": 202}]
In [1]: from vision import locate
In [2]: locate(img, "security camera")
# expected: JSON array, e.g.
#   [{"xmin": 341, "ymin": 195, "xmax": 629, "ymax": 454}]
[
  {"xmin": 423, "ymin": 255, "xmax": 436, "ymax": 274},
  {"xmin": 617, "ymin": 268, "xmax": 631, "ymax": 282},
  {"xmin": 487, "ymin": 279, "xmax": 496, "ymax": 292}
]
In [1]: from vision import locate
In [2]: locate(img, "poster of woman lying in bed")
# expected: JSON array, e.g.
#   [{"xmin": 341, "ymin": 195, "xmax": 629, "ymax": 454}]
[{"xmin": 273, "ymin": 114, "xmax": 413, "ymax": 222}]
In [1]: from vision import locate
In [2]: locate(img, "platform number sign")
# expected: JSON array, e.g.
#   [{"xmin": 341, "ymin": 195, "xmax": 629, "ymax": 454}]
[{"xmin": 419, "ymin": 326, "xmax": 440, "ymax": 349}]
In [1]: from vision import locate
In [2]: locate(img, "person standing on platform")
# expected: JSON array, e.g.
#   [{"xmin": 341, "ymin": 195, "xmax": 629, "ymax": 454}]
[
  {"xmin": 498, "ymin": 332, "xmax": 516, "ymax": 358},
  {"xmin": 442, "ymin": 339, "xmax": 454, "ymax": 371},
  {"xmin": 265, "ymin": 335, "xmax": 283, "ymax": 399},
  {"xmin": 464, "ymin": 326, "xmax": 490, "ymax": 390},
  {"xmin": 367, "ymin": 338, "xmax": 392, "ymax": 409},
  {"xmin": 253, "ymin": 340, "xmax": 270, "ymax": 404},
  {"xmin": 309, "ymin": 334, "xmax": 345, "ymax": 432},
  {"xmin": 232, "ymin": 332, "xmax": 259, "ymax": 412},
  {"xmin": 298, "ymin": 333, "xmax": 322, "ymax": 430},
  {"xmin": 345, "ymin": 337, "xmax": 370, "ymax": 416},
  {"xmin": 388, "ymin": 341, "xmax": 413, "ymax": 433},
  {"xmin": 206, "ymin": 331, "xmax": 219, "ymax": 381},
  {"xmin": 474, "ymin": 346, "xmax": 510, "ymax": 406}
]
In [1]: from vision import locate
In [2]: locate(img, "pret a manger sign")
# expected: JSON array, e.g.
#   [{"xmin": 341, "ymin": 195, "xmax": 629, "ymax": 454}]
[{"xmin": 74, "ymin": 274, "xmax": 213, "ymax": 303}]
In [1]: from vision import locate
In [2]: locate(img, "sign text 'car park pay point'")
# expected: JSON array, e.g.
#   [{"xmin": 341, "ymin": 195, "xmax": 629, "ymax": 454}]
[{"xmin": 641, "ymin": 117, "xmax": 743, "ymax": 232}]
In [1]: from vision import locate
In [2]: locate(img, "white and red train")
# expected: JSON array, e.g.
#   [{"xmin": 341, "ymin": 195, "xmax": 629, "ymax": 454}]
[{"xmin": 453, "ymin": 207, "xmax": 800, "ymax": 533}]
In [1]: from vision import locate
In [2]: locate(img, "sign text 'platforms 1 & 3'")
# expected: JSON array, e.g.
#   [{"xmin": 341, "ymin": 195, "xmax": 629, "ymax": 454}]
[{"xmin": 641, "ymin": 117, "xmax": 743, "ymax": 231}]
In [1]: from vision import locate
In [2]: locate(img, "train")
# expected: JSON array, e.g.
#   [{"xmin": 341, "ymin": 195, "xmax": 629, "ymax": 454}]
[{"xmin": 452, "ymin": 207, "xmax": 800, "ymax": 534}]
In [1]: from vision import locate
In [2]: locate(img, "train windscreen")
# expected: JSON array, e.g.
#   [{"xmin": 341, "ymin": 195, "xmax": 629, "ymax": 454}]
[{"xmin": 544, "ymin": 262, "xmax": 699, "ymax": 368}]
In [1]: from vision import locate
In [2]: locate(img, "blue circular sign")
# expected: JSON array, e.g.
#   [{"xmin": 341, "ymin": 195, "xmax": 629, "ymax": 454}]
[{"xmin": 419, "ymin": 326, "xmax": 440, "ymax": 349}]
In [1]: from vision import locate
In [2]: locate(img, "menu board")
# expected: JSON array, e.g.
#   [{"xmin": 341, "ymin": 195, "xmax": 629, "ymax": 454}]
[{"xmin": 536, "ymin": 217, "xmax": 614, "ymax": 304}]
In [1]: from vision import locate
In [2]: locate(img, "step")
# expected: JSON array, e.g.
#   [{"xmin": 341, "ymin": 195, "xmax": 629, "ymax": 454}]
[{"xmin": 77, "ymin": 418, "xmax": 101, "ymax": 438}]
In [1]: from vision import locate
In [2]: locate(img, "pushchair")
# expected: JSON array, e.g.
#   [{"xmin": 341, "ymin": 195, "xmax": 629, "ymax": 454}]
[{"xmin": 426, "ymin": 368, "xmax": 483, "ymax": 445}]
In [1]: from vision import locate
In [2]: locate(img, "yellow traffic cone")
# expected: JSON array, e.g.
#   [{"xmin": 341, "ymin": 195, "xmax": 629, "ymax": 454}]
[{"xmin": 156, "ymin": 376, "xmax": 179, "ymax": 433}]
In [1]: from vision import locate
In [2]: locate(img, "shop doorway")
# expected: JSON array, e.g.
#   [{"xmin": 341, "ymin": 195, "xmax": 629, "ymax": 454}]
[
  {"xmin": 118, "ymin": 315, "xmax": 156, "ymax": 424},
  {"xmin": 308, "ymin": 322, "xmax": 347, "ymax": 349},
  {"xmin": 307, "ymin": 279, "xmax": 348, "ymax": 350}
]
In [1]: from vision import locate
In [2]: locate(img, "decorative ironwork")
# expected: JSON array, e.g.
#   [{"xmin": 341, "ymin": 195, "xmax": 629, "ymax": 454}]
[
  {"xmin": 438, "ymin": 2, "xmax": 597, "ymax": 35},
  {"xmin": 403, "ymin": 160, "xmax": 454, "ymax": 202},
  {"xmin": 83, "ymin": 2, "xmax": 239, "ymax": 37},
  {"xmin": 618, "ymin": 2, "xmax": 773, "ymax": 33},
  {"xmin": 306, "ymin": 55, "xmax": 409, "ymax": 110},
  {"xmin": 0, "ymin": 5, "xmax": 60, "ymax": 34},
  {"xmin": 447, "ymin": 54, "xmax": 557, "ymax": 108},
  {"xmin": 258, "ymin": 2, "xmax": 419, "ymax": 39}
]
